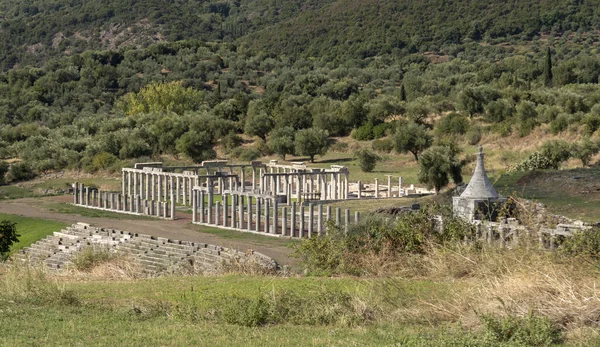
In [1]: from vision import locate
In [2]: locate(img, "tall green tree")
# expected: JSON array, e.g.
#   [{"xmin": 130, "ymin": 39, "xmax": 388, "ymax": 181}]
[
  {"xmin": 268, "ymin": 126, "xmax": 295, "ymax": 160},
  {"xmin": 417, "ymin": 146, "xmax": 461, "ymax": 194},
  {"xmin": 294, "ymin": 128, "xmax": 330, "ymax": 163},
  {"xmin": 393, "ymin": 121, "xmax": 432, "ymax": 161}
]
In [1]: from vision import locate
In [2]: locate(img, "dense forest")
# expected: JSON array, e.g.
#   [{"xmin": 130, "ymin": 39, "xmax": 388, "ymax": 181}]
[{"xmin": 1, "ymin": 0, "xmax": 599, "ymax": 185}]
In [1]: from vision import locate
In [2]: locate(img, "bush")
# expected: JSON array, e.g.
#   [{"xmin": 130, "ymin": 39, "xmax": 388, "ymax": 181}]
[
  {"xmin": 0, "ymin": 220, "xmax": 19, "ymax": 261},
  {"xmin": 436, "ymin": 112, "xmax": 470, "ymax": 135},
  {"xmin": 221, "ymin": 132, "xmax": 243, "ymax": 153},
  {"xmin": 91, "ymin": 152, "xmax": 118, "ymax": 172},
  {"xmin": 372, "ymin": 122, "xmax": 390, "ymax": 139},
  {"xmin": 355, "ymin": 148, "xmax": 380, "ymax": 172},
  {"xmin": 230, "ymin": 147, "xmax": 261, "ymax": 161},
  {"xmin": 466, "ymin": 127, "xmax": 482, "ymax": 145},
  {"xmin": 549, "ymin": 114, "xmax": 569, "ymax": 135},
  {"xmin": 559, "ymin": 227, "xmax": 600, "ymax": 260},
  {"xmin": 371, "ymin": 138, "xmax": 394, "ymax": 153},
  {"xmin": 509, "ymin": 152, "xmax": 554, "ymax": 172},
  {"xmin": 539, "ymin": 140, "xmax": 572, "ymax": 169},
  {"xmin": 351, "ymin": 122, "xmax": 374, "ymax": 141},
  {"xmin": 6, "ymin": 162, "xmax": 36, "ymax": 182},
  {"xmin": 572, "ymin": 139, "xmax": 600, "ymax": 166},
  {"xmin": 481, "ymin": 313, "xmax": 562, "ymax": 346},
  {"xmin": 0, "ymin": 160, "xmax": 8, "ymax": 185}
]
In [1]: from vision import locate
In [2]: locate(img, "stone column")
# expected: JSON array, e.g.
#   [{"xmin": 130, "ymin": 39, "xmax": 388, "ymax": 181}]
[
  {"xmin": 308, "ymin": 203, "xmax": 314, "ymax": 237},
  {"xmin": 335, "ymin": 207, "xmax": 341, "ymax": 225},
  {"xmin": 357, "ymin": 181, "xmax": 362, "ymax": 199},
  {"xmin": 299, "ymin": 205, "xmax": 305, "ymax": 238},
  {"xmin": 207, "ymin": 190, "xmax": 213, "ymax": 224},
  {"xmin": 282, "ymin": 207, "xmax": 287, "ymax": 237},
  {"xmin": 355, "ymin": 211, "xmax": 360, "ymax": 223},
  {"xmin": 317, "ymin": 204, "xmax": 323, "ymax": 235},
  {"xmin": 73, "ymin": 182, "xmax": 79, "ymax": 204},
  {"xmin": 252, "ymin": 168, "xmax": 256, "ymax": 191},
  {"xmin": 133, "ymin": 173, "xmax": 139, "ymax": 197},
  {"xmin": 170, "ymin": 194, "xmax": 175, "ymax": 219},
  {"xmin": 326, "ymin": 205, "xmax": 332, "ymax": 222},
  {"xmin": 256, "ymin": 198, "xmax": 262, "ymax": 233},
  {"xmin": 85, "ymin": 187, "xmax": 90, "ymax": 206},
  {"xmin": 157, "ymin": 175, "xmax": 162, "ymax": 202},
  {"xmin": 272, "ymin": 199, "xmax": 278, "ymax": 234},
  {"xmin": 238, "ymin": 196, "xmax": 244, "ymax": 229},
  {"xmin": 264, "ymin": 199, "xmax": 270, "ymax": 233},
  {"xmin": 374, "ymin": 178, "xmax": 379, "ymax": 198},
  {"xmin": 151, "ymin": 174, "xmax": 156, "ymax": 200},
  {"xmin": 182, "ymin": 177, "xmax": 187, "ymax": 206},
  {"xmin": 215, "ymin": 200, "xmax": 221, "ymax": 226},
  {"xmin": 199, "ymin": 191, "xmax": 205, "ymax": 223},
  {"xmin": 344, "ymin": 209, "xmax": 350, "ymax": 234},
  {"xmin": 223, "ymin": 194, "xmax": 228, "ymax": 227},
  {"xmin": 398, "ymin": 177, "xmax": 403, "ymax": 196},
  {"xmin": 387, "ymin": 175, "xmax": 392, "ymax": 198},
  {"xmin": 344, "ymin": 172, "xmax": 349, "ymax": 199},
  {"xmin": 192, "ymin": 190, "xmax": 197, "ymax": 222},
  {"xmin": 290, "ymin": 202, "xmax": 296, "ymax": 238},
  {"xmin": 144, "ymin": 173, "xmax": 150, "ymax": 200},
  {"xmin": 247, "ymin": 196, "xmax": 253, "ymax": 231},
  {"xmin": 231, "ymin": 194, "xmax": 237, "ymax": 228},
  {"xmin": 175, "ymin": 177, "xmax": 180, "ymax": 203},
  {"xmin": 240, "ymin": 168, "xmax": 245, "ymax": 192}
]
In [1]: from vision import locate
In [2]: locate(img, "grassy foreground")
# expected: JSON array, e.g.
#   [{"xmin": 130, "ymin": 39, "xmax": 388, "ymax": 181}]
[{"xmin": 0, "ymin": 213, "xmax": 67, "ymax": 254}]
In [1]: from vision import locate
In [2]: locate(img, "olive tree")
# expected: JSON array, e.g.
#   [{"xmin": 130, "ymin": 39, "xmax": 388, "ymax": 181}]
[{"xmin": 294, "ymin": 128, "xmax": 330, "ymax": 163}]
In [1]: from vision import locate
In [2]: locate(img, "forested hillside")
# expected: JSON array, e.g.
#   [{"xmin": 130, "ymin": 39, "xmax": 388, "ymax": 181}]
[
  {"xmin": 0, "ymin": 0, "xmax": 333, "ymax": 70},
  {"xmin": 1, "ymin": 0, "xmax": 599, "ymax": 186}
]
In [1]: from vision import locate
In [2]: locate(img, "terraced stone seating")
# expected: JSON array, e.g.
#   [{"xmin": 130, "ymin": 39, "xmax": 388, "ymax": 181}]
[{"xmin": 14, "ymin": 223, "xmax": 277, "ymax": 275}]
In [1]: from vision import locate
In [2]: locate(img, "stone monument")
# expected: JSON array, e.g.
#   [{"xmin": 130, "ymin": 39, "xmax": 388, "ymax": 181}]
[{"xmin": 453, "ymin": 146, "xmax": 507, "ymax": 221}]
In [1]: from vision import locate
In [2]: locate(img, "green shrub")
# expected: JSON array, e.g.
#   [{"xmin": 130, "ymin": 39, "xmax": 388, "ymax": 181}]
[
  {"xmin": 91, "ymin": 152, "xmax": 118, "ymax": 172},
  {"xmin": 493, "ymin": 122, "xmax": 512, "ymax": 137},
  {"xmin": 559, "ymin": 227, "xmax": 600, "ymax": 260},
  {"xmin": 371, "ymin": 138, "xmax": 394, "ymax": 153},
  {"xmin": 481, "ymin": 313, "xmax": 562, "ymax": 346},
  {"xmin": 372, "ymin": 122, "xmax": 390, "ymax": 139},
  {"xmin": 231, "ymin": 147, "xmax": 261, "ymax": 161},
  {"xmin": 221, "ymin": 132, "xmax": 243, "ymax": 153},
  {"xmin": 436, "ymin": 112, "xmax": 470, "ymax": 135},
  {"xmin": 351, "ymin": 122, "xmax": 374, "ymax": 141},
  {"xmin": 582, "ymin": 113, "xmax": 600, "ymax": 135},
  {"xmin": 0, "ymin": 160, "xmax": 8, "ymax": 185},
  {"xmin": 549, "ymin": 114, "xmax": 569, "ymax": 134},
  {"xmin": 466, "ymin": 127, "xmax": 482, "ymax": 145},
  {"xmin": 355, "ymin": 148, "xmax": 380, "ymax": 172},
  {"xmin": 572, "ymin": 139, "xmax": 600, "ymax": 167},
  {"xmin": 6, "ymin": 162, "xmax": 36, "ymax": 182},
  {"xmin": 539, "ymin": 140, "xmax": 572, "ymax": 169}
]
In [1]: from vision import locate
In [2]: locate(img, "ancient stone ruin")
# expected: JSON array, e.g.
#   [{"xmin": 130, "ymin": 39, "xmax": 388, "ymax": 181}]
[
  {"xmin": 453, "ymin": 146, "xmax": 507, "ymax": 221},
  {"xmin": 15, "ymin": 222, "xmax": 277, "ymax": 275}
]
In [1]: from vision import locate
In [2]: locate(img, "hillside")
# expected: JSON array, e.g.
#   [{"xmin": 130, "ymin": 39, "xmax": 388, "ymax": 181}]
[
  {"xmin": 0, "ymin": 0, "xmax": 334, "ymax": 70},
  {"xmin": 244, "ymin": 0, "xmax": 600, "ymax": 60}
]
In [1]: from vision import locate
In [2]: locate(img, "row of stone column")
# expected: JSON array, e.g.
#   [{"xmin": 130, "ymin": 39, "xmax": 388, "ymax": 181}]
[
  {"xmin": 74, "ymin": 182, "xmax": 175, "ymax": 219},
  {"xmin": 122, "ymin": 169, "xmax": 199, "ymax": 205},
  {"xmin": 355, "ymin": 176, "xmax": 406, "ymax": 198},
  {"xmin": 261, "ymin": 171, "xmax": 350, "ymax": 202},
  {"xmin": 191, "ymin": 190, "xmax": 359, "ymax": 238}
]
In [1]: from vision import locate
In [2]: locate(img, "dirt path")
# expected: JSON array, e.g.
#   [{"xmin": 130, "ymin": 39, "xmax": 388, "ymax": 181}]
[{"xmin": 0, "ymin": 196, "xmax": 297, "ymax": 267}]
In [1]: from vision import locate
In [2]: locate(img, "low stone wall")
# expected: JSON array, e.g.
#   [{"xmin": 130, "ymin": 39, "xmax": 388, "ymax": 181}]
[{"xmin": 14, "ymin": 223, "xmax": 278, "ymax": 275}]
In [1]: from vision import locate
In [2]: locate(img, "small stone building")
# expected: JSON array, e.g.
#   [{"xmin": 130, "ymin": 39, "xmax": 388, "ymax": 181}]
[{"xmin": 453, "ymin": 146, "xmax": 507, "ymax": 221}]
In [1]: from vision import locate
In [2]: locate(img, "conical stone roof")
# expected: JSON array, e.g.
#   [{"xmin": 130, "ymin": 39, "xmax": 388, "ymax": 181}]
[{"xmin": 460, "ymin": 146, "xmax": 500, "ymax": 199}]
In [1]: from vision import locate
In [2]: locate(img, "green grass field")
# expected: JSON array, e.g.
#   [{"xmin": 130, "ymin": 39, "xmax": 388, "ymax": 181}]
[
  {"xmin": 0, "ymin": 213, "xmax": 68, "ymax": 253},
  {"xmin": 44, "ymin": 202, "xmax": 155, "ymax": 220}
]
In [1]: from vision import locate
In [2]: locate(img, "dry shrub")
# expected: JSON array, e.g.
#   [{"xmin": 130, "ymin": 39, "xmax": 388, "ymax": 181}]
[{"xmin": 219, "ymin": 255, "xmax": 278, "ymax": 276}]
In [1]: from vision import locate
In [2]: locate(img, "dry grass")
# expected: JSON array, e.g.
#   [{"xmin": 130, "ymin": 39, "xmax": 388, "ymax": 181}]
[{"xmin": 390, "ymin": 242, "xmax": 600, "ymax": 335}]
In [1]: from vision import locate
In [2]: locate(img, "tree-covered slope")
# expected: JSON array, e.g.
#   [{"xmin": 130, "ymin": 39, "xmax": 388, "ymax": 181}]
[
  {"xmin": 243, "ymin": 0, "xmax": 600, "ymax": 61},
  {"xmin": 0, "ymin": 0, "xmax": 334, "ymax": 70}
]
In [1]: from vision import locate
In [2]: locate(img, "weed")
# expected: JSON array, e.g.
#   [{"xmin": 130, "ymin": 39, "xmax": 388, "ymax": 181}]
[{"xmin": 73, "ymin": 246, "xmax": 115, "ymax": 271}]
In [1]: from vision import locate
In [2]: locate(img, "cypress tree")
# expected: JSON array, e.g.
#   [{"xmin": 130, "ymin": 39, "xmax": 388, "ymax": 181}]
[
  {"xmin": 544, "ymin": 47, "xmax": 553, "ymax": 87},
  {"xmin": 400, "ymin": 83, "xmax": 407, "ymax": 101}
]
